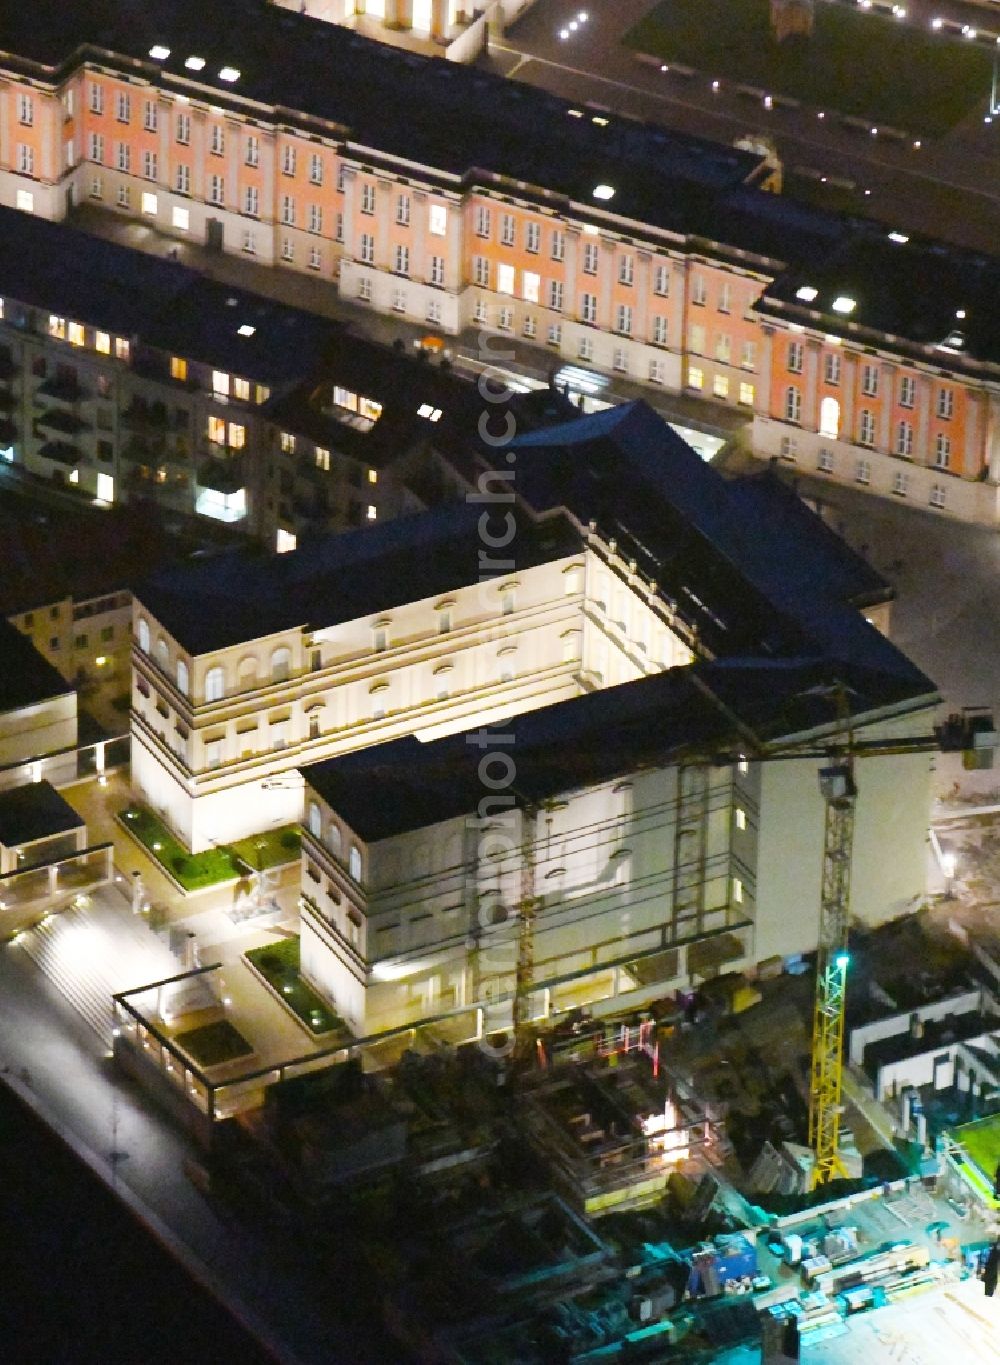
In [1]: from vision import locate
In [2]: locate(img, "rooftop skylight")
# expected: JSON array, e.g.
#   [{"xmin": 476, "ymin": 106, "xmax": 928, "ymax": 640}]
[
  {"xmin": 149, "ymin": 45, "xmax": 170, "ymax": 61},
  {"xmin": 592, "ymin": 184, "xmax": 615, "ymax": 201},
  {"xmin": 219, "ymin": 67, "xmax": 241, "ymax": 83},
  {"xmin": 184, "ymin": 56, "xmax": 206, "ymax": 71},
  {"xmin": 831, "ymin": 296, "xmax": 857, "ymax": 315},
  {"xmin": 795, "ymin": 285, "xmax": 818, "ymax": 303}
]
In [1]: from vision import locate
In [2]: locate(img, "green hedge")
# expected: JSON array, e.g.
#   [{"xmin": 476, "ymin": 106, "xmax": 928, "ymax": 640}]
[
  {"xmin": 245, "ymin": 936, "xmax": 342, "ymax": 1035},
  {"xmin": 119, "ymin": 804, "xmax": 300, "ymax": 891}
]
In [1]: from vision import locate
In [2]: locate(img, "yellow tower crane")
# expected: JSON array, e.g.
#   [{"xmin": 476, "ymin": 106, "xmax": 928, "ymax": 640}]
[{"xmin": 807, "ymin": 699, "xmax": 997, "ymax": 1186}]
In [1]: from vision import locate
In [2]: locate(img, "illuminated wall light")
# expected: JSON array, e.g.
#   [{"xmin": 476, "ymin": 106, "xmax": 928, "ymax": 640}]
[
  {"xmin": 592, "ymin": 184, "xmax": 615, "ymax": 201},
  {"xmin": 887, "ymin": 231, "xmax": 909, "ymax": 243},
  {"xmin": 149, "ymin": 45, "xmax": 171, "ymax": 60},
  {"xmin": 832, "ymin": 295, "xmax": 857, "ymax": 315},
  {"xmin": 184, "ymin": 56, "xmax": 206, "ymax": 71},
  {"xmin": 237, "ymin": 324, "xmax": 256, "ymax": 337},
  {"xmin": 218, "ymin": 67, "xmax": 241, "ymax": 82},
  {"xmin": 795, "ymin": 285, "xmax": 818, "ymax": 302}
]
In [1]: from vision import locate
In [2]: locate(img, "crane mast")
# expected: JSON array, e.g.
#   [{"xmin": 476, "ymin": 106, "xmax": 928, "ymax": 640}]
[{"xmin": 808, "ymin": 761, "xmax": 856, "ymax": 1185}]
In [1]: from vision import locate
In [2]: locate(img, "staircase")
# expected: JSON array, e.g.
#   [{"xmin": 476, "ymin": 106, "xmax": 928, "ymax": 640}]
[{"xmin": 17, "ymin": 896, "xmax": 176, "ymax": 1047}]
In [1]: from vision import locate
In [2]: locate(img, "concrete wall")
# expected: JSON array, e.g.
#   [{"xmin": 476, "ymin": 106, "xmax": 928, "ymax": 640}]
[{"xmin": 0, "ymin": 691, "xmax": 77, "ymax": 768}]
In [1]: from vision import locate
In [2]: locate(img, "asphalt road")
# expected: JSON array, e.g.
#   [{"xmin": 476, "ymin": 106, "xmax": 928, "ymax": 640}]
[{"xmin": 496, "ymin": 0, "xmax": 1000, "ymax": 252}]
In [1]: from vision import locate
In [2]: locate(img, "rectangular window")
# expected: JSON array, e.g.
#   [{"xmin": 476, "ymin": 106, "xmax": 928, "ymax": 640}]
[
  {"xmin": 143, "ymin": 99, "xmax": 158, "ymax": 132},
  {"xmin": 653, "ymin": 263, "xmax": 669, "ymax": 296},
  {"xmin": 861, "ymin": 362, "xmax": 879, "ymax": 397},
  {"xmin": 246, "ymin": 135, "xmax": 259, "ymax": 167},
  {"xmin": 394, "ymin": 244, "xmax": 409, "ymax": 275},
  {"xmin": 242, "ymin": 227, "xmax": 256, "ymax": 255},
  {"xmin": 785, "ymin": 385, "xmax": 801, "ymax": 423},
  {"xmin": 930, "ymin": 483, "xmax": 946, "ymax": 509},
  {"xmin": 523, "ymin": 270, "xmax": 540, "ymax": 304},
  {"xmin": 396, "ymin": 192, "xmax": 410, "ymax": 226},
  {"xmin": 718, "ymin": 280, "xmax": 732, "ymax": 314},
  {"xmin": 526, "ymin": 221, "xmax": 540, "ymax": 254},
  {"xmin": 856, "ymin": 458, "xmax": 871, "ymax": 485},
  {"xmin": 361, "ymin": 183, "xmax": 375, "ymax": 215},
  {"xmin": 899, "ymin": 374, "xmax": 915, "ymax": 408},
  {"xmin": 309, "ymin": 152, "xmax": 323, "ymax": 185},
  {"xmin": 89, "ymin": 82, "xmax": 104, "ymax": 115},
  {"xmin": 935, "ymin": 433, "xmax": 951, "ymax": 469},
  {"xmin": 937, "ymin": 386, "xmax": 954, "ymax": 420},
  {"xmin": 281, "ymin": 194, "xmax": 295, "ymax": 225},
  {"xmin": 116, "ymin": 142, "xmax": 130, "ymax": 173},
  {"xmin": 17, "ymin": 92, "xmax": 33, "ymax": 126},
  {"xmin": 308, "ymin": 203, "xmax": 322, "ymax": 234},
  {"xmin": 429, "ymin": 203, "xmax": 447, "ymax": 236},
  {"xmin": 741, "ymin": 339, "xmax": 756, "ymax": 370},
  {"xmin": 392, "ymin": 287, "xmax": 407, "ymax": 314},
  {"xmin": 824, "ymin": 352, "xmax": 841, "ymax": 385},
  {"xmin": 498, "ymin": 306, "xmax": 513, "ymax": 333},
  {"xmin": 211, "ymin": 125, "xmax": 225, "ymax": 158},
  {"xmin": 583, "ymin": 242, "xmax": 599, "ymax": 275},
  {"xmin": 233, "ymin": 377, "xmax": 250, "ymax": 401},
  {"xmin": 739, "ymin": 381, "xmax": 755, "ymax": 406},
  {"xmin": 688, "ymin": 323, "xmax": 705, "ymax": 354},
  {"xmin": 613, "ymin": 347, "xmax": 628, "ymax": 374},
  {"xmin": 244, "ymin": 185, "xmax": 259, "ymax": 217},
  {"xmin": 501, "ymin": 212, "xmax": 516, "ymax": 247},
  {"xmin": 688, "ymin": 365, "xmax": 703, "ymax": 391},
  {"xmin": 551, "ymin": 228, "xmax": 565, "ymax": 261},
  {"xmin": 360, "ymin": 232, "xmax": 374, "ymax": 265},
  {"xmin": 578, "ymin": 335, "xmax": 593, "ymax": 361},
  {"xmin": 68, "ymin": 322, "xmax": 85, "ymax": 347},
  {"xmin": 715, "ymin": 333, "xmax": 731, "ymax": 364},
  {"xmin": 89, "ymin": 133, "xmax": 104, "ymax": 163},
  {"xmin": 142, "ymin": 151, "xmax": 157, "ymax": 181},
  {"xmin": 95, "ymin": 332, "xmax": 110, "ymax": 355},
  {"xmin": 548, "ymin": 280, "xmax": 564, "ymax": 312},
  {"xmin": 691, "ymin": 273, "xmax": 707, "ymax": 306},
  {"xmin": 713, "ymin": 374, "xmax": 729, "ymax": 399},
  {"xmin": 475, "ymin": 204, "xmax": 491, "ymax": 238},
  {"xmin": 649, "ymin": 358, "xmax": 666, "ymax": 385},
  {"xmin": 430, "ymin": 255, "xmax": 445, "ymax": 286},
  {"xmin": 547, "ymin": 322, "xmax": 562, "ymax": 347},
  {"xmin": 652, "ymin": 315, "xmax": 668, "ymax": 346},
  {"xmin": 175, "ymin": 164, "xmax": 190, "ymax": 195},
  {"xmin": 116, "ymin": 91, "xmax": 130, "ymax": 124},
  {"xmin": 474, "ymin": 255, "xmax": 490, "ymax": 288},
  {"xmin": 859, "ymin": 409, "xmax": 876, "ymax": 447},
  {"xmin": 17, "ymin": 143, "xmax": 34, "ymax": 176},
  {"xmin": 581, "ymin": 292, "xmax": 598, "ymax": 325},
  {"xmin": 615, "ymin": 303, "xmax": 632, "ymax": 336},
  {"xmin": 618, "ymin": 254, "xmax": 634, "ymax": 286},
  {"xmin": 171, "ymin": 356, "xmax": 187, "ymax": 381},
  {"xmin": 895, "ymin": 420, "xmax": 913, "ymax": 456},
  {"xmin": 335, "ymin": 212, "xmax": 344, "ymax": 243},
  {"xmin": 497, "ymin": 262, "xmax": 515, "ymax": 295},
  {"xmin": 176, "ymin": 113, "xmax": 190, "ymax": 145},
  {"xmin": 281, "ymin": 144, "xmax": 295, "ymax": 175},
  {"xmin": 209, "ymin": 175, "xmax": 225, "ymax": 207},
  {"xmin": 788, "ymin": 340, "xmax": 803, "ymax": 374}
]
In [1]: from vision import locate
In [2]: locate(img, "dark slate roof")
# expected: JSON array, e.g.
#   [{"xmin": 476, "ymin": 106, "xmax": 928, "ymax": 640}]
[
  {"xmin": 0, "ymin": 619, "xmax": 73, "ymax": 712},
  {"xmin": 497, "ymin": 401, "xmax": 925, "ymax": 690},
  {"xmin": 0, "ymin": 780, "xmax": 84, "ymax": 848},
  {"xmin": 0, "ymin": 206, "xmax": 339, "ymax": 385},
  {"xmin": 136, "ymin": 503, "xmax": 582, "ymax": 654},
  {"xmin": 757, "ymin": 225, "xmax": 1000, "ymax": 374},
  {"xmin": 10, "ymin": 1, "xmax": 847, "ymax": 266},
  {"xmin": 303, "ymin": 653, "xmax": 936, "ymax": 843},
  {"xmin": 262, "ymin": 337, "xmax": 483, "ymax": 472}
]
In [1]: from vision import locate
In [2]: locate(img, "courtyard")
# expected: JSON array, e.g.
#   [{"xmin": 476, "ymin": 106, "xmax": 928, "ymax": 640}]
[{"xmin": 624, "ymin": 0, "xmax": 993, "ymax": 136}]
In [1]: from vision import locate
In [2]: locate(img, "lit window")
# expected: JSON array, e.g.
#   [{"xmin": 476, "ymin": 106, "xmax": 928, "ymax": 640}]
[
  {"xmin": 735, "ymin": 807, "xmax": 747, "ymax": 831},
  {"xmin": 367, "ymin": 468, "xmax": 377, "ymax": 484},
  {"xmin": 738, "ymin": 381, "xmax": 755, "ymax": 406},
  {"xmin": 688, "ymin": 366, "xmax": 703, "ymax": 391},
  {"xmin": 429, "ymin": 204, "xmax": 447, "ymax": 236},
  {"xmin": 208, "ymin": 415, "xmax": 226, "ymax": 444},
  {"xmin": 170, "ymin": 356, "xmax": 188, "ymax": 382},
  {"xmin": 732, "ymin": 877, "xmax": 744, "ymax": 904},
  {"xmin": 366, "ymin": 504, "xmax": 377, "ymax": 521},
  {"xmin": 95, "ymin": 331, "xmax": 111, "ymax": 355},
  {"xmin": 15, "ymin": 190, "xmax": 34, "ymax": 214},
  {"xmin": 115, "ymin": 338, "xmax": 130, "ymax": 361},
  {"xmin": 213, "ymin": 370, "xmax": 230, "ymax": 397},
  {"xmin": 315, "ymin": 446, "xmax": 330, "ymax": 471},
  {"xmin": 49, "ymin": 315, "xmax": 66, "ymax": 340},
  {"xmin": 228, "ymin": 422, "xmax": 245, "ymax": 449},
  {"xmin": 68, "ymin": 322, "xmax": 85, "ymax": 348},
  {"xmin": 172, "ymin": 206, "xmax": 190, "ymax": 231},
  {"xmin": 233, "ymin": 377, "xmax": 250, "ymax": 400},
  {"xmin": 713, "ymin": 375, "xmax": 729, "ymax": 399},
  {"xmin": 141, "ymin": 191, "xmax": 158, "ymax": 217}
]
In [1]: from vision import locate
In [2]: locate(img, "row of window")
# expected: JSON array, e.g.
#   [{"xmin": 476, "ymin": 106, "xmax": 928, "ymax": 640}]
[
  {"xmin": 306, "ymin": 803, "xmax": 362, "ymax": 882},
  {"xmin": 688, "ymin": 327, "xmax": 756, "ymax": 368},
  {"xmin": 787, "ymin": 340, "xmax": 956, "ymax": 416},
  {"xmin": 785, "ymin": 386, "xmax": 955, "ymax": 462}
]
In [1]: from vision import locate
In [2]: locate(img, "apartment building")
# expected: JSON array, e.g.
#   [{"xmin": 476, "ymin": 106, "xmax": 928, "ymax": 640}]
[
  {"xmin": 291, "ymin": 404, "xmax": 939, "ymax": 1038},
  {"xmin": 5, "ymin": 4, "xmax": 994, "ymax": 518}
]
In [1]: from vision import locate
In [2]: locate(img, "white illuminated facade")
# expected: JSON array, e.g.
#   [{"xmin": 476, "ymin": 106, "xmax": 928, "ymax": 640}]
[{"xmin": 130, "ymin": 524, "xmax": 693, "ymax": 852}]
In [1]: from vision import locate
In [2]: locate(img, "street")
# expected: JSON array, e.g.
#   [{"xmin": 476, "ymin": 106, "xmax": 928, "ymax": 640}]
[{"xmin": 495, "ymin": 0, "xmax": 1000, "ymax": 251}]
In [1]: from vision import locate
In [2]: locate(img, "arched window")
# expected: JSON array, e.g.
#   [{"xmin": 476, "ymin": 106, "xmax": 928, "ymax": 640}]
[
  {"xmin": 271, "ymin": 646, "xmax": 291, "ymax": 682},
  {"xmin": 137, "ymin": 618, "xmax": 150, "ymax": 653},
  {"xmin": 205, "ymin": 665, "xmax": 225, "ymax": 702},
  {"xmin": 327, "ymin": 823, "xmax": 342, "ymax": 857},
  {"xmin": 156, "ymin": 638, "xmax": 168, "ymax": 669},
  {"xmin": 176, "ymin": 660, "xmax": 189, "ymax": 696},
  {"xmin": 238, "ymin": 655, "xmax": 258, "ymax": 689},
  {"xmin": 819, "ymin": 396, "xmax": 840, "ymax": 440},
  {"xmin": 308, "ymin": 801, "xmax": 322, "ymax": 838},
  {"xmin": 348, "ymin": 845, "xmax": 362, "ymax": 882}
]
